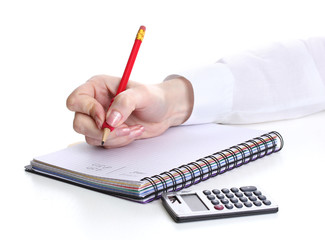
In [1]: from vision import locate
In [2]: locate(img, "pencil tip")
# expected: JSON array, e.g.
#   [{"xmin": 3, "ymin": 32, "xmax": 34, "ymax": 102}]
[{"xmin": 101, "ymin": 128, "xmax": 111, "ymax": 146}]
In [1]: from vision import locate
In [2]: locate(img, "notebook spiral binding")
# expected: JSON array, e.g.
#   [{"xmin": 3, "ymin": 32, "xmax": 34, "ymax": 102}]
[{"xmin": 141, "ymin": 131, "xmax": 283, "ymax": 202}]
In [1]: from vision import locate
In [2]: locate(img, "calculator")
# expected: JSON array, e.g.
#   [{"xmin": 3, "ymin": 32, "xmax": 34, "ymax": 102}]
[{"xmin": 161, "ymin": 186, "xmax": 278, "ymax": 223}]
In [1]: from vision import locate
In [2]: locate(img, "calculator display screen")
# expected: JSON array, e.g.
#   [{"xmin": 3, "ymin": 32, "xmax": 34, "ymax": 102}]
[{"xmin": 182, "ymin": 194, "xmax": 209, "ymax": 212}]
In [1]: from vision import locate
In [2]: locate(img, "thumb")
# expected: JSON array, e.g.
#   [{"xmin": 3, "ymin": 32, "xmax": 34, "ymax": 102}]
[{"xmin": 105, "ymin": 87, "xmax": 147, "ymax": 127}]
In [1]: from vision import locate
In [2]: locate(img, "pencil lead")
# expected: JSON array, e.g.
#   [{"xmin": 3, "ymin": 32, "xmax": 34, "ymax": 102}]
[{"xmin": 101, "ymin": 128, "xmax": 111, "ymax": 146}]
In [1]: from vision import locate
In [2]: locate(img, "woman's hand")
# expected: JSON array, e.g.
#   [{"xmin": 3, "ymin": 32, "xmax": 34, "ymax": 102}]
[{"xmin": 66, "ymin": 75, "xmax": 194, "ymax": 148}]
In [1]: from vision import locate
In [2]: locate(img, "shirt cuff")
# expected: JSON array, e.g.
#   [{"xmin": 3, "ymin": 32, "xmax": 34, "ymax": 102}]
[{"xmin": 165, "ymin": 63, "xmax": 235, "ymax": 125}]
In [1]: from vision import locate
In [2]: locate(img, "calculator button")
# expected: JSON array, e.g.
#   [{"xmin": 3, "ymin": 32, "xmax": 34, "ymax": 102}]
[
  {"xmin": 263, "ymin": 200, "xmax": 272, "ymax": 205},
  {"xmin": 239, "ymin": 197, "xmax": 248, "ymax": 202},
  {"xmin": 231, "ymin": 187, "xmax": 239, "ymax": 193},
  {"xmin": 244, "ymin": 192, "xmax": 253, "ymax": 197},
  {"xmin": 258, "ymin": 195, "xmax": 267, "ymax": 201},
  {"xmin": 222, "ymin": 188, "xmax": 230, "ymax": 194},
  {"xmin": 203, "ymin": 190, "xmax": 211, "ymax": 195},
  {"xmin": 253, "ymin": 201, "xmax": 262, "ymax": 207},
  {"xmin": 226, "ymin": 193, "xmax": 234, "ymax": 198},
  {"xmin": 240, "ymin": 186, "xmax": 257, "ymax": 192},
  {"xmin": 212, "ymin": 189, "xmax": 220, "ymax": 194},
  {"xmin": 221, "ymin": 199, "xmax": 229, "ymax": 204},
  {"xmin": 207, "ymin": 195, "xmax": 215, "ymax": 200},
  {"xmin": 235, "ymin": 203, "xmax": 243, "ymax": 208},
  {"xmin": 211, "ymin": 200, "xmax": 220, "ymax": 205},
  {"xmin": 230, "ymin": 198, "xmax": 238, "ymax": 203},
  {"xmin": 214, "ymin": 205, "xmax": 224, "ymax": 210},
  {"xmin": 216, "ymin": 194, "xmax": 225, "ymax": 199},
  {"xmin": 235, "ymin": 192, "xmax": 243, "ymax": 197},
  {"xmin": 225, "ymin": 204, "xmax": 233, "ymax": 209},
  {"xmin": 249, "ymin": 196, "xmax": 257, "ymax": 201},
  {"xmin": 254, "ymin": 190, "xmax": 262, "ymax": 196},
  {"xmin": 244, "ymin": 202, "xmax": 253, "ymax": 207}
]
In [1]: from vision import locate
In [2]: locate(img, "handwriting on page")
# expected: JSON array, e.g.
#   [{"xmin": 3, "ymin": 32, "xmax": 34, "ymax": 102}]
[
  {"xmin": 117, "ymin": 171, "xmax": 148, "ymax": 179},
  {"xmin": 84, "ymin": 163, "xmax": 128, "ymax": 176},
  {"xmin": 86, "ymin": 163, "xmax": 112, "ymax": 172}
]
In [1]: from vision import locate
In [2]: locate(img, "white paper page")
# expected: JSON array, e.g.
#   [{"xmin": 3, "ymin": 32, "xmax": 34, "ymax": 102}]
[{"xmin": 33, "ymin": 124, "xmax": 265, "ymax": 181}]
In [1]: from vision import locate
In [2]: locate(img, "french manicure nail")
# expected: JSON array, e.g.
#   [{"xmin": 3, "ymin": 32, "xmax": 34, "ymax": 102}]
[
  {"xmin": 129, "ymin": 126, "xmax": 145, "ymax": 138},
  {"xmin": 106, "ymin": 111, "xmax": 122, "ymax": 127},
  {"xmin": 115, "ymin": 127, "xmax": 131, "ymax": 137}
]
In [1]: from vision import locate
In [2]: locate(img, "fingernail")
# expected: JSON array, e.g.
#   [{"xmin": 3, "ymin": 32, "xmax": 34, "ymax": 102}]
[
  {"xmin": 106, "ymin": 110, "xmax": 122, "ymax": 127},
  {"xmin": 115, "ymin": 127, "xmax": 131, "ymax": 137},
  {"xmin": 129, "ymin": 126, "xmax": 145, "ymax": 138}
]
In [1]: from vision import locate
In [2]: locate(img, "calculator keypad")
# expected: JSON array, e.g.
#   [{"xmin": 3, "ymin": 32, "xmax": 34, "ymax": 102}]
[
  {"xmin": 203, "ymin": 186, "xmax": 271, "ymax": 211},
  {"xmin": 162, "ymin": 185, "xmax": 278, "ymax": 222}
]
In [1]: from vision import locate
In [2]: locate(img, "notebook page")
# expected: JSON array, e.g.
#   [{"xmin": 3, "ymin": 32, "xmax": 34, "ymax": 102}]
[{"xmin": 33, "ymin": 124, "xmax": 264, "ymax": 182}]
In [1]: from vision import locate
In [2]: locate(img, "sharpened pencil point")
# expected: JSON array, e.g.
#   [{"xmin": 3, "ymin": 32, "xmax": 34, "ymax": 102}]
[{"xmin": 101, "ymin": 128, "xmax": 111, "ymax": 146}]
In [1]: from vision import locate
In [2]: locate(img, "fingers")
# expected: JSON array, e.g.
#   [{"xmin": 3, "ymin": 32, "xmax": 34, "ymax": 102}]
[
  {"xmin": 73, "ymin": 112, "xmax": 145, "ymax": 148},
  {"xmin": 67, "ymin": 82, "xmax": 107, "ymax": 128},
  {"xmin": 73, "ymin": 112, "xmax": 102, "ymax": 138},
  {"xmin": 67, "ymin": 76, "xmax": 150, "ymax": 148},
  {"xmin": 85, "ymin": 125, "xmax": 145, "ymax": 148}
]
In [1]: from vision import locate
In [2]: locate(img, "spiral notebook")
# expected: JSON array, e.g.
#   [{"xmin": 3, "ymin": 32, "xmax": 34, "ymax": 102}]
[{"xmin": 25, "ymin": 124, "xmax": 283, "ymax": 203}]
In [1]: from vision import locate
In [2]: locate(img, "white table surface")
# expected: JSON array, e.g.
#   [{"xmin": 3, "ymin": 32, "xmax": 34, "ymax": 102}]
[
  {"xmin": 1, "ymin": 111, "xmax": 323, "ymax": 240},
  {"xmin": 1, "ymin": 1, "xmax": 324, "ymax": 239}
]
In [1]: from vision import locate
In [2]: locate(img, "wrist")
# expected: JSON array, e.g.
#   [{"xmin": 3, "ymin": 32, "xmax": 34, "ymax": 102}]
[{"xmin": 159, "ymin": 77, "xmax": 194, "ymax": 127}]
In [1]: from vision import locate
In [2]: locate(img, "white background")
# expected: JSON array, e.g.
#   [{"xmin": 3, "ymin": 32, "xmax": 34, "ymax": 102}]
[{"xmin": 1, "ymin": 0, "xmax": 324, "ymax": 239}]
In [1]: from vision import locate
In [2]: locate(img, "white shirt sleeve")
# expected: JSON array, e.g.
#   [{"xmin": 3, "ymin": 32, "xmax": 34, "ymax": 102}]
[{"xmin": 168, "ymin": 37, "xmax": 325, "ymax": 125}]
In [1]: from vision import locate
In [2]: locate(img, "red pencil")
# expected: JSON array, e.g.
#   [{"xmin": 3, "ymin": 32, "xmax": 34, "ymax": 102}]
[{"xmin": 101, "ymin": 26, "xmax": 146, "ymax": 145}]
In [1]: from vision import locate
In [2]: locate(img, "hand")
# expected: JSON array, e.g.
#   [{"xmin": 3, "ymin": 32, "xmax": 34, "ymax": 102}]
[{"xmin": 66, "ymin": 75, "xmax": 194, "ymax": 148}]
